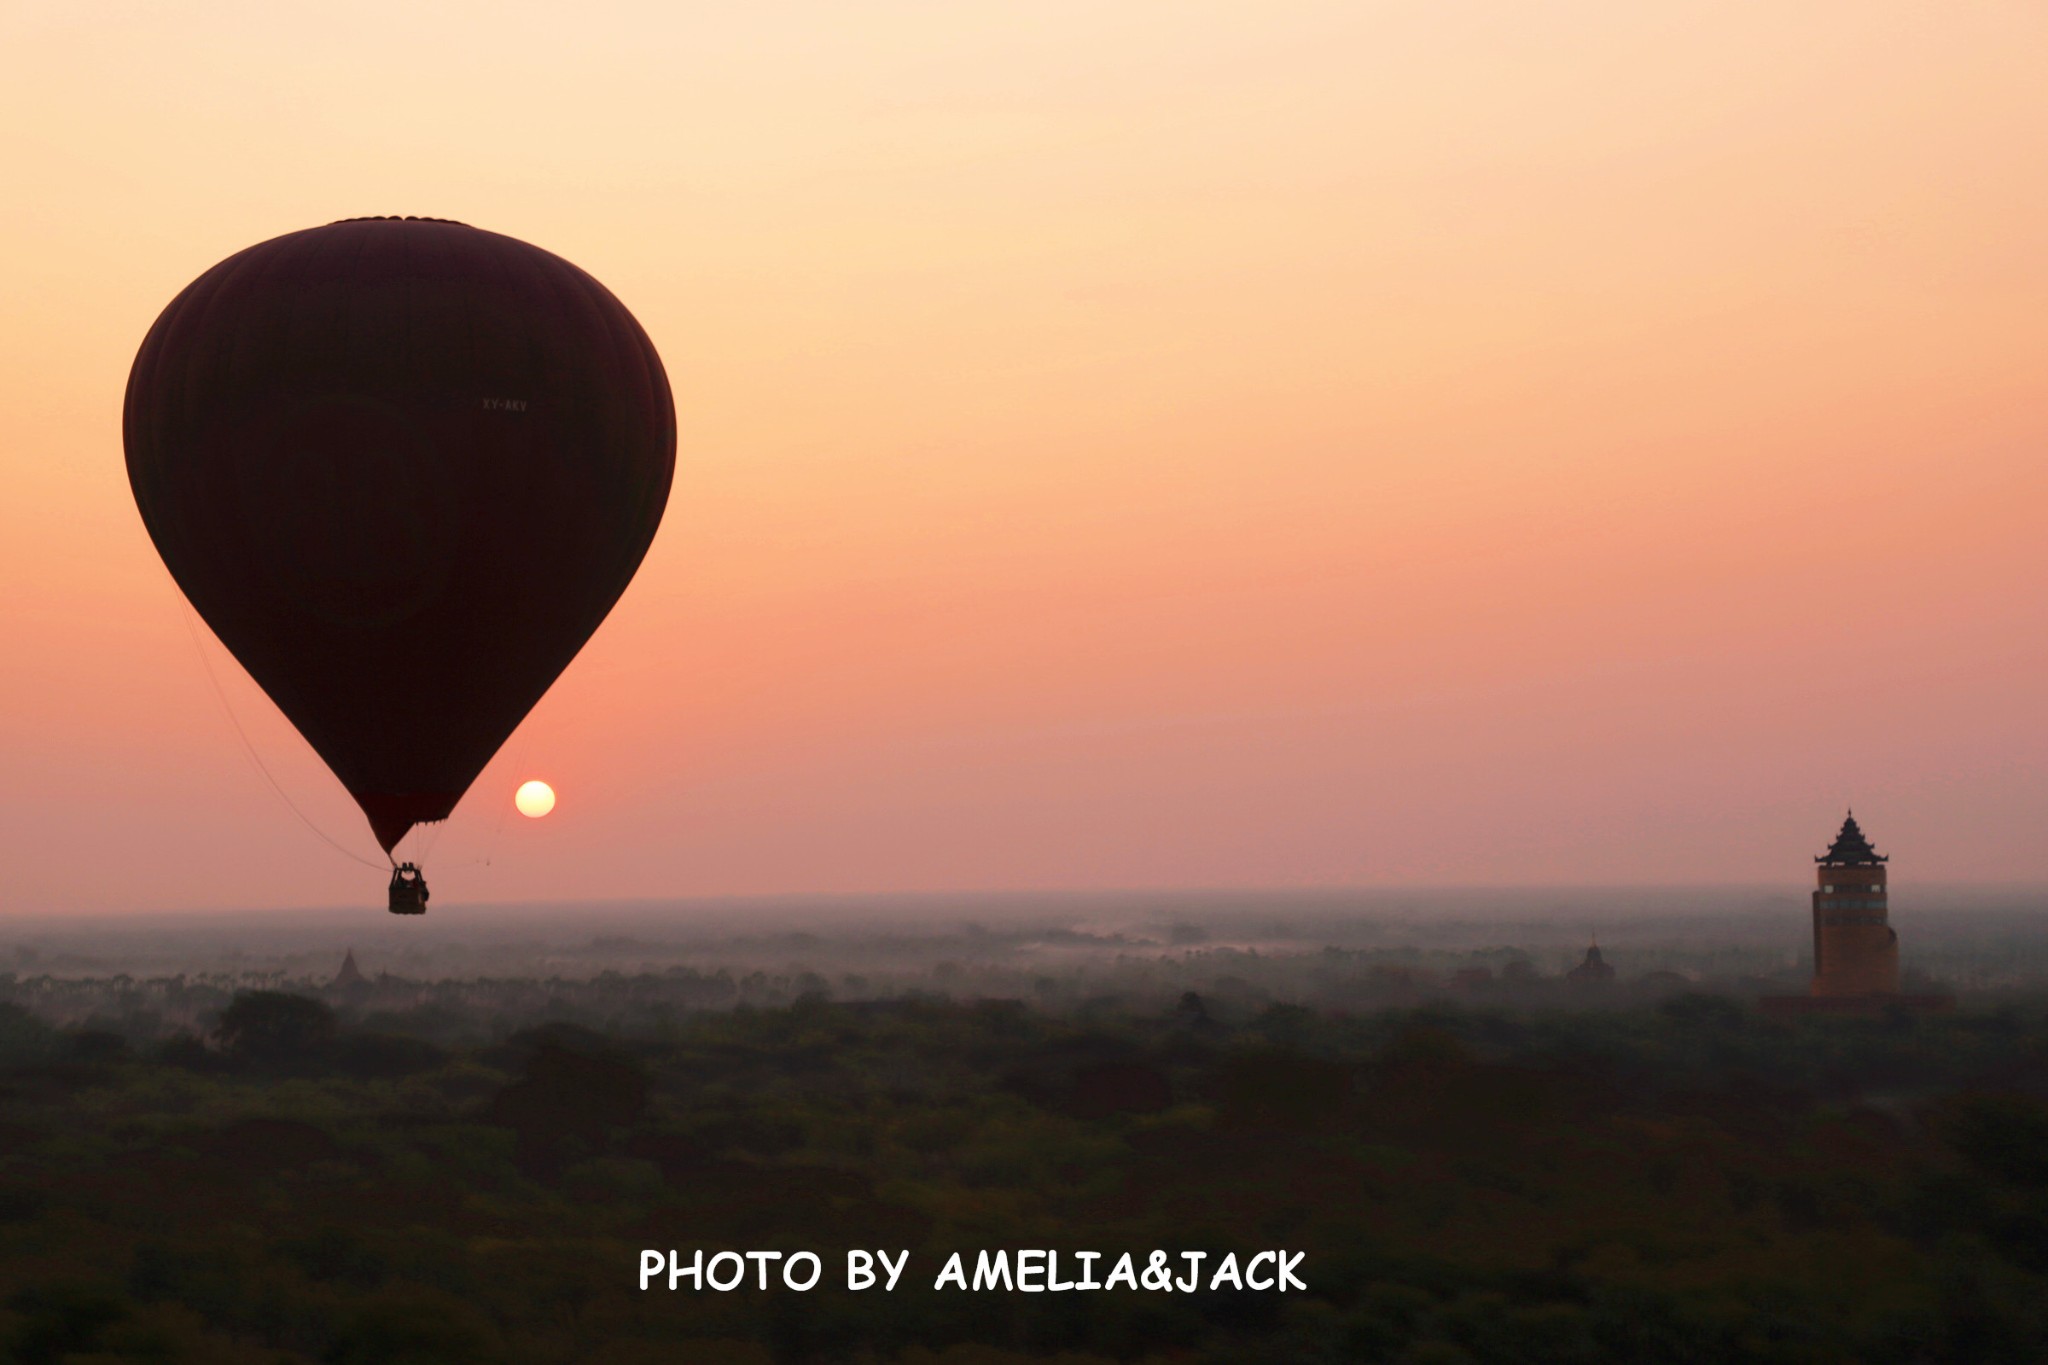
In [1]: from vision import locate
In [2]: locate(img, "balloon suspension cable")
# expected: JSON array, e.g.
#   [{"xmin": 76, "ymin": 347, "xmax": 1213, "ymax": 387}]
[
  {"xmin": 478, "ymin": 728, "xmax": 533, "ymax": 867},
  {"xmin": 175, "ymin": 597, "xmax": 389, "ymax": 872},
  {"xmin": 396, "ymin": 818, "xmax": 447, "ymax": 868}
]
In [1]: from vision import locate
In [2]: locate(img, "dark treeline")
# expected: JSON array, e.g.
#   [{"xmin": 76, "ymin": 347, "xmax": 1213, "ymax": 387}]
[{"xmin": 2, "ymin": 984, "xmax": 2047, "ymax": 1362}]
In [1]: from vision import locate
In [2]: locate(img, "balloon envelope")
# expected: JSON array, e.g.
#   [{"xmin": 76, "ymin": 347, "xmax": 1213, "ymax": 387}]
[{"xmin": 125, "ymin": 217, "xmax": 674, "ymax": 852}]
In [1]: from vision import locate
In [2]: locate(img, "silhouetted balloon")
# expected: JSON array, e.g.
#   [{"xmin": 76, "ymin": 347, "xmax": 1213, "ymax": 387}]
[{"xmin": 126, "ymin": 217, "xmax": 674, "ymax": 852}]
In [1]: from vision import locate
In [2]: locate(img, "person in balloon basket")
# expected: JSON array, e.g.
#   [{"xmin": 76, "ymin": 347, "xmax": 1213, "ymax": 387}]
[{"xmin": 388, "ymin": 863, "xmax": 428, "ymax": 915}]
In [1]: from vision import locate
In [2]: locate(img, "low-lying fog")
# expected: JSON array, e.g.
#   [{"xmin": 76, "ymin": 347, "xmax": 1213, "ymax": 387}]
[{"xmin": 5, "ymin": 887, "xmax": 2047, "ymax": 1028}]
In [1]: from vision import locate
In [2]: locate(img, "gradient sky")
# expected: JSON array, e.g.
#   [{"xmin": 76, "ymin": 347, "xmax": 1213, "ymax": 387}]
[{"xmin": 3, "ymin": 1, "xmax": 2045, "ymax": 913}]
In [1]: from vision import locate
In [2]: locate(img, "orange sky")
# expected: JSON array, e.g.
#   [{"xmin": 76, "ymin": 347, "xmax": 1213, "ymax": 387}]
[{"xmin": 3, "ymin": 2, "xmax": 2045, "ymax": 912}]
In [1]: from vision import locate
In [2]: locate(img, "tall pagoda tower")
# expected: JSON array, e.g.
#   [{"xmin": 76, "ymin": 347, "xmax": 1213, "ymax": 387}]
[{"xmin": 1811, "ymin": 812, "xmax": 1899, "ymax": 997}]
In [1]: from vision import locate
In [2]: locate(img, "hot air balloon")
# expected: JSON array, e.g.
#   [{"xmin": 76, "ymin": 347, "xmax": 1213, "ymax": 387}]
[{"xmin": 125, "ymin": 217, "xmax": 675, "ymax": 912}]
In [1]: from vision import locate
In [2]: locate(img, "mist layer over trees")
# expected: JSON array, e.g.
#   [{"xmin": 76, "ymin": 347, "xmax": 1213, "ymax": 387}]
[{"xmin": 7, "ymin": 887, "xmax": 2047, "ymax": 1038}]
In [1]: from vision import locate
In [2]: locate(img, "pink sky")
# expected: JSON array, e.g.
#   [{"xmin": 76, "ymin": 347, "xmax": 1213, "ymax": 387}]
[{"xmin": 3, "ymin": 2, "xmax": 2045, "ymax": 912}]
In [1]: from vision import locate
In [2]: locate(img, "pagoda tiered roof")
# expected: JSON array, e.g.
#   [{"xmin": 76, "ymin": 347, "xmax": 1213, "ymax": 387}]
[{"xmin": 1816, "ymin": 812, "xmax": 1886, "ymax": 866}]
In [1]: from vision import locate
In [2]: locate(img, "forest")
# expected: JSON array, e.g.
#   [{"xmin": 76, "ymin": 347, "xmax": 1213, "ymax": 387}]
[{"xmin": 1, "ymin": 960, "xmax": 2047, "ymax": 1364}]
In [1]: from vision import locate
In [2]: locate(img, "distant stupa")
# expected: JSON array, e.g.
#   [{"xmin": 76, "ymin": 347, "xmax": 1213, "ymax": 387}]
[
  {"xmin": 332, "ymin": 948, "xmax": 365, "ymax": 988},
  {"xmin": 1810, "ymin": 812, "xmax": 1899, "ymax": 997},
  {"xmin": 1567, "ymin": 940, "xmax": 1614, "ymax": 983}
]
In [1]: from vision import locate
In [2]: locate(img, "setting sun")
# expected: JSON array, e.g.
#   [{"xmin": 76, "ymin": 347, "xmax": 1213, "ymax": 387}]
[{"xmin": 514, "ymin": 781, "xmax": 556, "ymax": 819}]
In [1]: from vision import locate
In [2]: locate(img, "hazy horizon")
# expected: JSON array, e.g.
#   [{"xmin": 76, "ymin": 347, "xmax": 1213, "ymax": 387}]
[
  {"xmin": 6, "ymin": 877, "xmax": 2046, "ymax": 924},
  {"xmin": 5, "ymin": 884, "xmax": 2045, "ymax": 993}
]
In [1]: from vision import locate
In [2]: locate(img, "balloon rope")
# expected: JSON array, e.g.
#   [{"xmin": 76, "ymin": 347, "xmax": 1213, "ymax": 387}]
[
  {"xmin": 175, "ymin": 598, "xmax": 390, "ymax": 871},
  {"xmin": 478, "ymin": 727, "xmax": 531, "ymax": 866}
]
